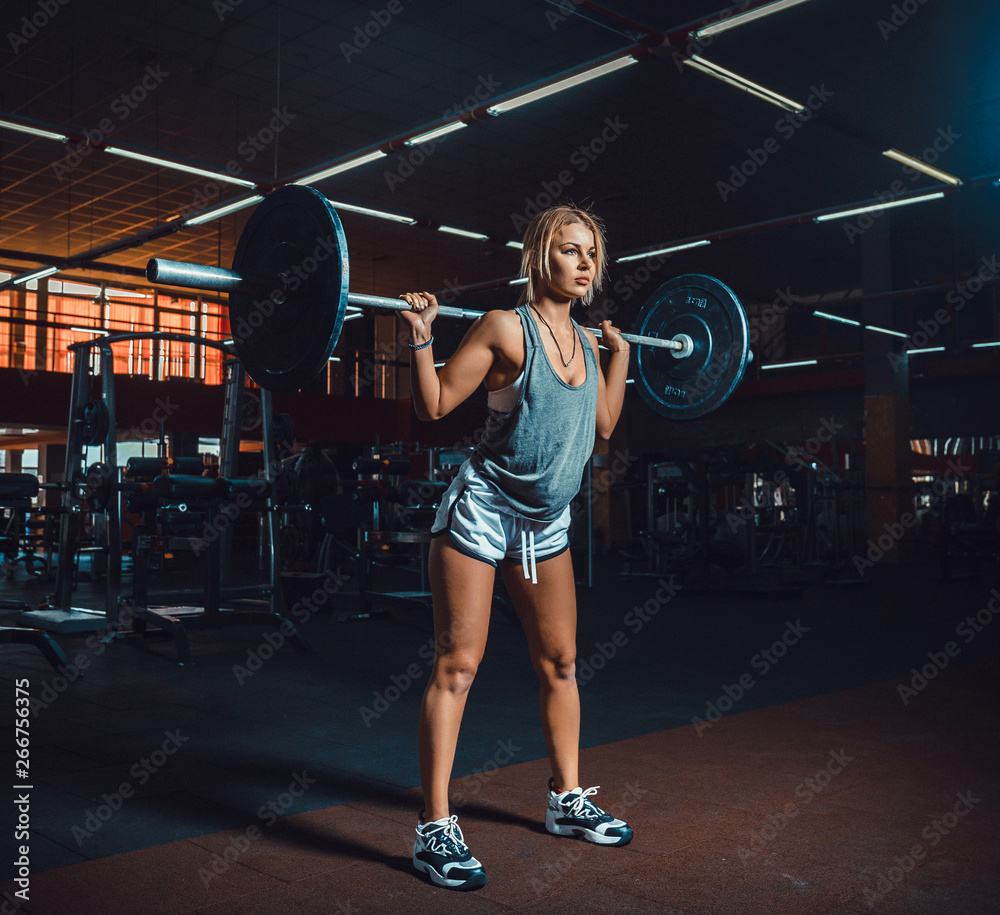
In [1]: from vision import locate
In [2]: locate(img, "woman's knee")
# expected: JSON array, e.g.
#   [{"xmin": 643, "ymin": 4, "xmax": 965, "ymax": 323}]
[
  {"xmin": 430, "ymin": 653, "xmax": 481, "ymax": 694},
  {"xmin": 536, "ymin": 649, "xmax": 576, "ymax": 684}
]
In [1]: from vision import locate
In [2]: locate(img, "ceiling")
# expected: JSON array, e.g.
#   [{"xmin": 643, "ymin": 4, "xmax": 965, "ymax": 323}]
[{"xmin": 2, "ymin": 0, "xmax": 998, "ymax": 336}]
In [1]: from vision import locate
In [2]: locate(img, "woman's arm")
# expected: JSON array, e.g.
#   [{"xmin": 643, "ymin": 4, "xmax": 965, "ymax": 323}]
[
  {"xmin": 398, "ymin": 292, "xmax": 505, "ymax": 421},
  {"xmin": 589, "ymin": 320, "xmax": 630, "ymax": 440}
]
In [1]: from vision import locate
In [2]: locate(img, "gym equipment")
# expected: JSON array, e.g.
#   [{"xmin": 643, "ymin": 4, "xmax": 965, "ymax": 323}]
[
  {"xmin": 18, "ymin": 331, "xmax": 311, "ymax": 664},
  {"xmin": 145, "ymin": 185, "xmax": 752, "ymax": 418}
]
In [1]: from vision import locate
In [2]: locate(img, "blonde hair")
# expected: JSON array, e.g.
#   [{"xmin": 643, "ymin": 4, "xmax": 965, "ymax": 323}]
[{"xmin": 516, "ymin": 205, "xmax": 607, "ymax": 308}]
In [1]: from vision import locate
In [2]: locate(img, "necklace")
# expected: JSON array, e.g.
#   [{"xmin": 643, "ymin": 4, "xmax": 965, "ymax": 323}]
[{"xmin": 531, "ymin": 305, "xmax": 576, "ymax": 368}]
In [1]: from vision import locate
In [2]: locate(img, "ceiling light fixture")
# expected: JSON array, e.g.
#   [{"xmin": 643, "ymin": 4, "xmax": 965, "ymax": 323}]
[
  {"xmin": 12, "ymin": 266, "xmax": 60, "ymax": 285},
  {"xmin": 693, "ymin": 0, "xmax": 814, "ymax": 38},
  {"xmin": 866, "ymin": 324, "xmax": 909, "ymax": 338},
  {"xmin": 183, "ymin": 195, "xmax": 264, "ymax": 226},
  {"xmin": 682, "ymin": 55, "xmax": 805, "ymax": 112},
  {"xmin": 507, "ymin": 241, "xmax": 524, "ymax": 250},
  {"xmin": 813, "ymin": 310, "xmax": 861, "ymax": 327},
  {"xmin": 293, "ymin": 150, "xmax": 387, "ymax": 185},
  {"xmin": 813, "ymin": 191, "xmax": 945, "ymax": 222},
  {"xmin": 486, "ymin": 55, "xmax": 637, "ymax": 115},
  {"xmin": 761, "ymin": 359, "xmax": 818, "ymax": 370},
  {"xmin": 971, "ymin": 341, "xmax": 1000, "ymax": 348},
  {"xmin": 327, "ymin": 200, "xmax": 416, "ymax": 225},
  {"xmin": 509, "ymin": 277, "xmax": 529, "ymax": 285},
  {"xmin": 0, "ymin": 118, "xmax": 68, "ymax": 142},
  {"xmin": 438, "ymin": 225, "xmax": 490, "ymax": 241},
  {"xmin": 105, "ymin": 147, "xmax": 258, "ymax": 187},
  {"xmin": 907, "ymin": 346, "xmax": 946, "ymax": 354},
  {"xmin": 616, "ymin": 239, "xmax": 711, "ymax": 263},
  {"xmin": 882, "ymin": 149, "xmax": 962, "ymax": 186},
  {"xmin": 405, "ymin": 122, "xmax": 467, "ymax": 145}
]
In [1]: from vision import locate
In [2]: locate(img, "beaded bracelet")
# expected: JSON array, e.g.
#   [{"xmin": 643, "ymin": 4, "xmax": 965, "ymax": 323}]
[{"xmin": 408, "ymin": 335, "xmax": 433, "ymax": 350}]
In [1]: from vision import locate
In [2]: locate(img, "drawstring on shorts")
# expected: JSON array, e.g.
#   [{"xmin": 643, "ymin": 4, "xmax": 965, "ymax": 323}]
[{"xmin": 520, "ymin": 529, "xmax": 538, "ymax": 584}]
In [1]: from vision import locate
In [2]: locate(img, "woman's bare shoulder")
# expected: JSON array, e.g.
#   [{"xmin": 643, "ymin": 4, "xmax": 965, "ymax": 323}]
[{"xmin": 474, "ymin": 307, "xmax": 523, "ymax": 344}]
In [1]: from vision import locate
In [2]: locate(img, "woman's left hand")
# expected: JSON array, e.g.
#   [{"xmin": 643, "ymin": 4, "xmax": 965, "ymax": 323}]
[{"xmin": 599, "ymin": 320, "xmax": 629, "ymax": 354}]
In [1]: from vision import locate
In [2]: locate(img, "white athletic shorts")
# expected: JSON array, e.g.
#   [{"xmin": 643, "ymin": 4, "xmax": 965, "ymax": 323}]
[{"xmin": 431, "ymin": 462, "xmax": 571, "ymax": 583}]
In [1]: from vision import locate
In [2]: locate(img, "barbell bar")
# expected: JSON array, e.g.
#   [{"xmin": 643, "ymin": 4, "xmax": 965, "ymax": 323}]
[
  {"xmin": 146, "ymin": 259, "xmax": 695, "ymax": 355},
  {"xmin": 144, "ymin": 185, "xmax": 751, "ymax": 418}
]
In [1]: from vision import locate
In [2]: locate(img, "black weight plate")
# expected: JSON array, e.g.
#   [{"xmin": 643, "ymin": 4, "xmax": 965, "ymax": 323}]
[
  {"xmin": 634, "ymin": 274, "xmax": 750, "ymax": 420},
  {"xmin": 230, "ymin": 185, "xmax": 348, "ymax": 392},
  {"xmin": 80, "ymin": 400, "xmax": 110, "ymax": 447}
]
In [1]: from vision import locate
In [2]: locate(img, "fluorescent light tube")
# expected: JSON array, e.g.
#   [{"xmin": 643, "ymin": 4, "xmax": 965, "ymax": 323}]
[
  {"xmin": 907, "ymin": 347, "xmax": 945, "ymax": 354},
  {"xmin": 971, "ymin": 341, "xmax": 1000, "ymax": 348},
  {"xmin": 507, "ymin": 241, "xmax": 524, "ymax": 250},
  {"xmin": 13, "ymin": 266, "xmax": 59, "ymax": 285},
  {"xmin": 56, "ymin": 282, "xmax": 150, "ymax": 298},
  {"xmin": 0, "ymin": 119, "xmax": 68, "ymax": 142},
  {"xmin": 814, "ymin": 310, "xmax": 861, "ymax": 327},
  {"xmin": 184, "ymin": 195, "xmax": 264, "ymax": 226},
  {"xmin": 105, "ymin": 147, "xmax": 258, "ymax": 187},
  {"xmin": 814, "ymin": 191, "xmax": 945, "ymax": 222},
  {"xmin": 683, "ymin": 55, "xmax": 805, "ymax": 113},
  {"xmin": 882, "ymin": 149, "xmax": 962, "ymax": 186},
  {"xmin": 327, "ymin": 200, "xmax": 416, "ymax": 225},
  {"xmin": 438, "ymin": 226, "xmax": 490, "ymax": 241},
  {"xmin": 761, "ymin": 359, "xmax": 817, "ymax": 370},
  {"xmin": 405, "ymin": 122, "xmax": 467, "ymax": 145},
  {"xmin": 509, "ymin": 277, "xmax": 529, "ymax": 285},
  {"xmin": 866, "ymin": 324, "xmax": 909, "ymax": 338},
  {"xmin": 486, "ymin": 56, "xmax": 637, "ymax": 115},
  {"xmin": 694, "ymin": 0, "xmax": 814, "ymax": 38},
  {"xmin": 293, "ymin": 151, "xmax": 387, "ymax": 185},
  {"xmin": 617, "ymin": 239, "xmax": 710, "ymax": 263}
]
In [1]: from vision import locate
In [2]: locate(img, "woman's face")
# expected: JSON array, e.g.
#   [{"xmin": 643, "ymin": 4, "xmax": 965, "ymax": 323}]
[{"xmin": 542, "ymin": 222, "xmax": 596, "ymax": 301}]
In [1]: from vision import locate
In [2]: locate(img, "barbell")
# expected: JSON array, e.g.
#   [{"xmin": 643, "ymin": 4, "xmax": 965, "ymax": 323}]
[{"xmin": 145, "ymin": 185, "xmax": 751, "ymax": 419}]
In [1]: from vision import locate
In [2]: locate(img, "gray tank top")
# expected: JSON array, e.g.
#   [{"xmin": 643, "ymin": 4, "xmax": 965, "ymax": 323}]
[{"xmin": 471, "ymin": 304, "xmax": 598, "ymax": 520}]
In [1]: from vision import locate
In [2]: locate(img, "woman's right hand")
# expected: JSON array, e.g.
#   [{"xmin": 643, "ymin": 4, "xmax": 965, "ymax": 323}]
[{"xmin": 398, "ymin": 291, "xmax": 438, "ymax": 340}]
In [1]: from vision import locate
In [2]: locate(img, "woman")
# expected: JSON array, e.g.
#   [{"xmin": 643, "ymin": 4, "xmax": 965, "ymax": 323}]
[{"xmin": 398, "ymin": 204, "xmax": 632, "ymax": 891}]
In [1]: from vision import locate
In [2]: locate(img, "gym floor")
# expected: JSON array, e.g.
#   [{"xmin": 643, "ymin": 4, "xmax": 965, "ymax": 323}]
[{"xmin": 1, "ymin": 553, "xmax": 997, "ymax": 913}]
